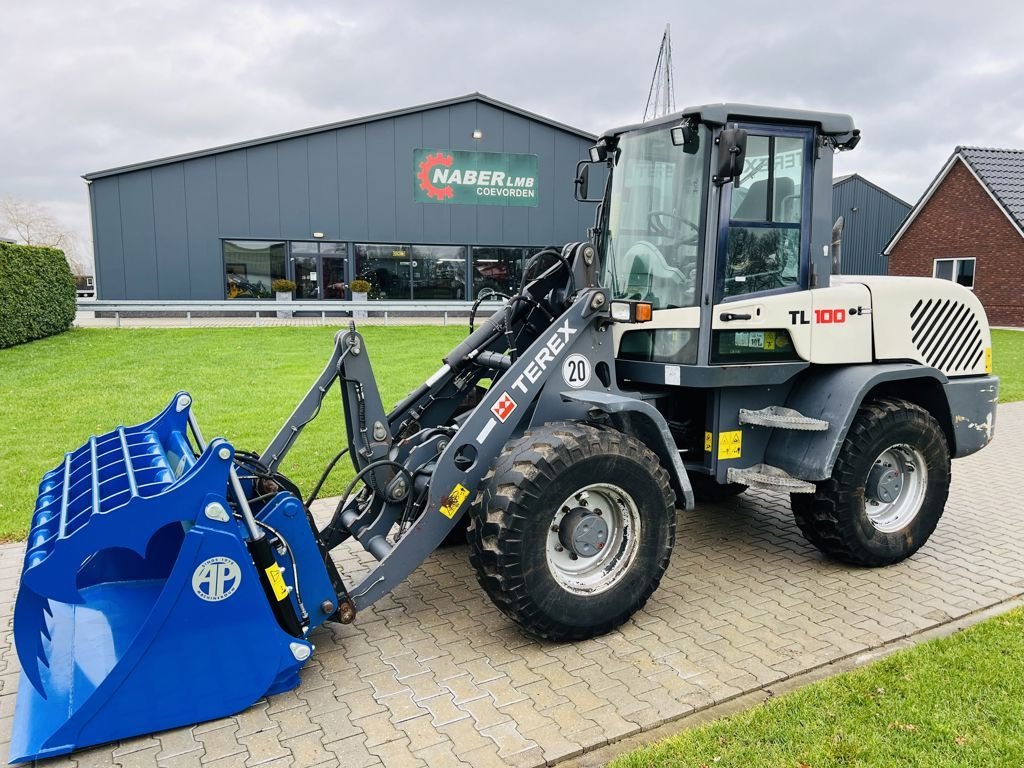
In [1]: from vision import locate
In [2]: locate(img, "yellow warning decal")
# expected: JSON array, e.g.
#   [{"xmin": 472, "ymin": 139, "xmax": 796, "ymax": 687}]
[
  {"xmin": 718, "ymin": 430, "xmax": 742, "ymax": 460},
  {"xmin": 440, "ymin": 483, "xmax": 471, "ymax": 519},
  {"xmin": 764, "ymin": 331, "xmax": 776, "ymax": 351},
  {"xmin": 704, "ymin": 431, "xmax": 713, "ymax": 453},
  {"xmin": 985, "ymin": 347, "xmax": 992, "ymax": 374},
  {"xmin": 265, "ymin": 565, "xmax": 289, "ymax": 601}
]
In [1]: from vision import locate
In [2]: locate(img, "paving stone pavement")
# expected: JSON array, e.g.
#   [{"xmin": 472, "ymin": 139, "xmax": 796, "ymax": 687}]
[{"xmin": 1, "ymin": 403, "xmax": 1022, "ymax": 767}]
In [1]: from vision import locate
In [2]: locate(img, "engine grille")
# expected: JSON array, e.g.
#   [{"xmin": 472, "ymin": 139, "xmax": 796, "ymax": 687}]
[{"xmin": 910, "ymin": 298, "xmax": 984, "ymax": 374}]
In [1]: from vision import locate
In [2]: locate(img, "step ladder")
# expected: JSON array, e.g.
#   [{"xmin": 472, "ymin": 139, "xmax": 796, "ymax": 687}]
[
  {"xmin": 738, "ymin": 406, "xmax": 829, "ymax": 431},
  {"xmin": 727, "ymin": 464, "xmax": 816, "ymax": 493}
]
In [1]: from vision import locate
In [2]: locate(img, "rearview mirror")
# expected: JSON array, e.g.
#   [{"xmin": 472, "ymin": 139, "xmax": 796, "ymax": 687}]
[
  {"xmin": 713, "ymin": 128, "xmax": 748, "ymax": 185},
  {"xmin": 574, "ymin": 161, "xmax": 604, "ymax": 203}
]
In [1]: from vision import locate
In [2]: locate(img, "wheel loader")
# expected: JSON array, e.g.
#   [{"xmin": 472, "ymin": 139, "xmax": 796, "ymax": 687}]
[{"xmin": 11, "ymin": 103, "xmax": 1000, "ymax": 761}]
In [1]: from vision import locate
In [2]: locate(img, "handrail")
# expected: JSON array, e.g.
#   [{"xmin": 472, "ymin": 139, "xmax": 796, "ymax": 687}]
[
  {"xmin": 79, "ymin": 299, "xmax": 484, "ymax": 312},
  {"xmin": 75, "ymin": 298, "xmax": 506, "ymax": 326}
]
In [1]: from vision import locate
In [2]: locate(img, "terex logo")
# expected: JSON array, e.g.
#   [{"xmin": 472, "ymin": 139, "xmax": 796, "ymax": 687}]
[
  {"xmin": 491, "ymin": 392, "xmax": 517, "ymax": 422},
  {"xmin": 509, "ymin": 320, "xmax": 577, "ymax": 395}
]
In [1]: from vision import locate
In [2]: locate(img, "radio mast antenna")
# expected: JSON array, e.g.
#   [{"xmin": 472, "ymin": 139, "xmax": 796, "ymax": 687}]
[{"xmin": 643, "ymin": 24, "xmax": 675, "ymax": 122}]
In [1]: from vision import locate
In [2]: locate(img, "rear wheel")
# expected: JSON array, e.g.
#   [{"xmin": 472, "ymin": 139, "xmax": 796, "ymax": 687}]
[
  {"xmin": 791, "ymin": 398, "xmax": 950, "ymax": 566},
  {"xmin": 468, "ymin": 423, "xmax": 675, "ymax": 641}
]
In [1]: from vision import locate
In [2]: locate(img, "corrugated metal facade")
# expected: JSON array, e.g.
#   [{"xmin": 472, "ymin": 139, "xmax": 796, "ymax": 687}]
[
  {"xmin": 831, "ymin": 174, "xmax": 911, "ymax": 276},
  {"xmin": 87, "ymin": 96, "xmax": 599, "ymax": 300}
]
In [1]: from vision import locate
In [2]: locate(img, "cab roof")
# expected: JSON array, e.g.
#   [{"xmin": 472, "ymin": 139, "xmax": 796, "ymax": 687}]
[{"xmin": 601, "ymin": 102, "xmax": 857, "ymax": 142}]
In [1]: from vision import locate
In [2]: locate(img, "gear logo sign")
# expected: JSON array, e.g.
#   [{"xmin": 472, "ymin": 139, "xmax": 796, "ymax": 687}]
[{"xmin": 417, "ymin": 152, "xmax": 454, "ymax": 201}]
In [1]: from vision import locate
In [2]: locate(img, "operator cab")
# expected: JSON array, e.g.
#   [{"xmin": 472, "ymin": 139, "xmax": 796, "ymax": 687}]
[{"xmin": 577, "ymin": 103, "xmax": 859, "ymax": 370}]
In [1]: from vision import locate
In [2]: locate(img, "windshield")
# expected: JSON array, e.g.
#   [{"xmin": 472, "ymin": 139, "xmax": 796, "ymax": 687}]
[{"xmin": 599, "ymin": 124, "xmax": 708, "ymax": 309}]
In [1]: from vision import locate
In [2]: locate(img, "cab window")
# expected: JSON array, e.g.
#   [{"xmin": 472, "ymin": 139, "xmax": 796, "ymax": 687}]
[{"xmin": 719, "ymin": 132, "xmax": 808, "ymax": 300}]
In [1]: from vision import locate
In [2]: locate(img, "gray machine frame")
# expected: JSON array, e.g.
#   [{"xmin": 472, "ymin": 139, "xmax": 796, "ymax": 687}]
[{"xmin": 254, "ymin": 104, "xmax": 998, "ymax": 624}]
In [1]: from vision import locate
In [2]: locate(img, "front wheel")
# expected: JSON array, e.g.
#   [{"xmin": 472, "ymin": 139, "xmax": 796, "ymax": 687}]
[
  {"xmin": 791, "ymin": 398, "xmax": 951, "ymax": 566},
  {"xmin": 468, "ymin": 423, "xmax": 676, "ymax": 641}
]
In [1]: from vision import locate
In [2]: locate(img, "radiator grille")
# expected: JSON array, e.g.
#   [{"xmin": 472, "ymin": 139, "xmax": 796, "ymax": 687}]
[{"xmin": 909, "ymin": 298, "xmax": 984, "ymax": 374}]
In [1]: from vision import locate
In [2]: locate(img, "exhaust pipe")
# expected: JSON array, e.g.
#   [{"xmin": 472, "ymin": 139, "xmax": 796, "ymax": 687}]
[{"xmin": 831, "ymin": 216, "xmax": 844, "ymax": 275}]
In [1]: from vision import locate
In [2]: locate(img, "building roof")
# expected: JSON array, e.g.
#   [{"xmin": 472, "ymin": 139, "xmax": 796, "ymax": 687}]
[
  {"xmin": 884, "ymin": 145, "xmax": 1024, "ymax": 253},
  {"xmin": 958, "ymin": 146, "xmax": 1024, "ymax": 227},
  {"xmin": 84, "ymin": 93, "xmax": 597, "ymax": 181},
  {"xmin": 832, "ymin": 173, "xmax": 912, "ymax": 208}
]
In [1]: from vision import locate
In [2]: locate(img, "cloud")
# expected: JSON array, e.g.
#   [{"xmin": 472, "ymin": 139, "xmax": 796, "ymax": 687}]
[{"xmin": 2, "ymin": 0, "xmax": 1022, "ymax": 269}]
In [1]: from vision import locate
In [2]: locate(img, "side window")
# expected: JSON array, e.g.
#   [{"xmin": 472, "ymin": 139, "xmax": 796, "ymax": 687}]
[{"xmin": 721, "ymin": 134, "xmax": 806, "ymax": 299}]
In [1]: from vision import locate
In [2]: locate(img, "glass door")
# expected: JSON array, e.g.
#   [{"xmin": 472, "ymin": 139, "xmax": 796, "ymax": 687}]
[
  {"xmin": 290, "ymin": 242, "xmax": 348, "ymax": 299},
  {"xmin": 322, "ymin": 256, "xmax": 348, "ymax": 299},
  {"xmin": 293, "ymin": 255, "xmax": 319, "ymax": 299}
]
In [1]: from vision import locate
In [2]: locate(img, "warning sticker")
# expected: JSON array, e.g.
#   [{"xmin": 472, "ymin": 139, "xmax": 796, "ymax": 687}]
[
  {"xmin": 265, "ymin": 565, "xmax": 289, "ymax": 601},
  {"xmin": 985, "ymin": 347, "xmax": 992, "ymax": 374},
  {"xmin": 440, "ymin": 483, "xmax": 471, "ymax": 519},
  {"xmin": 704, "ymin": 431, "xmax": 713, "ymax": 453},
  {"xmin": 718, "ymin": 430, "xmax": 742, "ymax": 460}
]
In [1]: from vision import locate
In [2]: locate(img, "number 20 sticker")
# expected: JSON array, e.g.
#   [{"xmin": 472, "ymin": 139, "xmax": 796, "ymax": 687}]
[{"xmin": 562, "ymin": 353, "xmax": 591, "ymax": 389}]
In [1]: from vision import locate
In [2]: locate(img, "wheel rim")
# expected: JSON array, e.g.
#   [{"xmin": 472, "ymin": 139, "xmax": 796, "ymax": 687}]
[
  {"xmin": 864, "ymin": 444, "xmax": 928, "ymax": 533},
  {"xmin": 545, "ymin": 482, "xmax": 641, "ymax": 596}
]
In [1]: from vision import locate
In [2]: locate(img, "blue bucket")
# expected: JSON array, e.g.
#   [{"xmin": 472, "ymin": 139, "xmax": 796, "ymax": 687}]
[{"xmin": 10, "ymin": 394, "xmax": 327, "ymax": 762}]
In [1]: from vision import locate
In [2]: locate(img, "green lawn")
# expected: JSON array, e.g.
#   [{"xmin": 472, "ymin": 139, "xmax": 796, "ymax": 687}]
[
  {"xmin": 0, "ymin": 326, "xmax": 465, "ymax": 541},
  {"xmin": 612, "ymin": 608, "xmax": 1024, "ymax": 768},
  {"xmin": 0, "ymin": 327, "xmax": 1020, "ymax": 542},
  {"xmin": 992, "ymin": 330, "xmax": 1024, "ymax": 402}
]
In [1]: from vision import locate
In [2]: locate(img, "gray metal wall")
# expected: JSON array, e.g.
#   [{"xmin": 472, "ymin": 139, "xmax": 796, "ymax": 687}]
[
  {"xmin": 832, "ymin": 176, "xmax": 912, "ymax": 276},
  {"xmin": 89, "ymin": 100, "xmax": 598, "ymax": 299}
]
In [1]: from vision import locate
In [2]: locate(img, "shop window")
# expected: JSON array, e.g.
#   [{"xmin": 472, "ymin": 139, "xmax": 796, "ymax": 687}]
[
  {"xmin": 472, "ymin": 247, "xmax": 528, "ymax": 298},
  {"xmin": 411, "ymin": 245, "xmax": 467, "ymax": 300},
  {"xmin": 224, "ymin": 240, "xmax": 286, "ymax": 298},
  {"xmin": 355, "ymin": 244, "xmax": 413, "ymax": 300},
  {"xmin": 933, "ymin": 257, "xmax": 975, "ymax": 289}
]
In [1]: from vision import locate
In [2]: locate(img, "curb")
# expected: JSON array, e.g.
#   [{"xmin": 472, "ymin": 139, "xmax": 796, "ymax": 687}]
[{"xmin": 557, "ymin": 593, "xmax": 1024, "ymax": 767}]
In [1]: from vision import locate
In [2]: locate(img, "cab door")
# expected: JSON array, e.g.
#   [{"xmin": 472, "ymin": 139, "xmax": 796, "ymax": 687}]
[{"xmin": 708, "ymin": 124, "xmax": 815, "ymax": 365}]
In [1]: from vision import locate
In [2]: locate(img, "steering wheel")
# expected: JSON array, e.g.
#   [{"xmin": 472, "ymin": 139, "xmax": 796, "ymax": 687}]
[{"xmin": 648, "ymin": 210, "xmax": 700, "ymax": 244}]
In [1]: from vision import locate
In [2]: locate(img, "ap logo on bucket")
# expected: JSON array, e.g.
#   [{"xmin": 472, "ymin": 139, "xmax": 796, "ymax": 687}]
[{"xmin": 192, "ymin": 557, "xmax": 242, "ymax": 601}]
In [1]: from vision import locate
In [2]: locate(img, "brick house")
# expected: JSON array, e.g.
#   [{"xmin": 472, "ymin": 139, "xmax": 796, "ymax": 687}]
[{"xmin": 885, "ymin": 146, "xmax": 1024, "ymax": 327}]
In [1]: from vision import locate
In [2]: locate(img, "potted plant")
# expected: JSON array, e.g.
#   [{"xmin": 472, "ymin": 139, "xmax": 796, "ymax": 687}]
[
  {"xmin": 349, "ymin": 279, "xmax": 371, "ymax": 319},
  {"xmin": 272, "ymin": 278, "xmax": 296, "ymax": 319}
]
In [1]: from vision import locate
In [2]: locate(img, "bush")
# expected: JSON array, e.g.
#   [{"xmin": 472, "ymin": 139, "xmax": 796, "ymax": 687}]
[
  {"xmin": 0, "ymin": 243, "xmax": 76, "ymax": 348},
  {"xmin": 349, "ymin": 279, "xmax": 371, "ymax": 294},
  {"xmin": 271, "ymin": 278, "xmax": 296, "ymax": 293}
]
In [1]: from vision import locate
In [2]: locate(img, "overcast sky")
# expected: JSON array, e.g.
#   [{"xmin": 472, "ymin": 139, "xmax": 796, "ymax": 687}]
[{"xmin": 3, "ymin": 0, "xmax": 1023, "ymax": 270}]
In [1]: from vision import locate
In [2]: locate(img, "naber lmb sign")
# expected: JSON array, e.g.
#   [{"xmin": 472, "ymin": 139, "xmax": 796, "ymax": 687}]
[{"xmin": 414, "ymin": 149, "xmax": 539, "ymax": 207}]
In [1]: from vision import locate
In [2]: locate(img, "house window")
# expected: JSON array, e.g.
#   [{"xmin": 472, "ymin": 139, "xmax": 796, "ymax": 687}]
[{"xmin": 933, "ymin": 257, "xmax": 975, "ymax": 289}]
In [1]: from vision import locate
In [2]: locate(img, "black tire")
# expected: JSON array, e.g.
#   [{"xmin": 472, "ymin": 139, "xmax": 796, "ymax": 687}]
[
  {"xmin": 688, "ymin": 472, "xmax": 747, "ymax": 502},
  {"xmin": 791, "ymin": 397, "xmax": 950, "ymax": 566},
  {"xmin": 468, "ymin": 422, "xmax": 676, "ymax": 641}
]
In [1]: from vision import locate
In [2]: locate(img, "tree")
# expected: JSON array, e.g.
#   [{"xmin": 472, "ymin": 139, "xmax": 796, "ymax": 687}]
[{"xmin": 0, "ymin": 197, "xmax": 84, "ymax": 274}]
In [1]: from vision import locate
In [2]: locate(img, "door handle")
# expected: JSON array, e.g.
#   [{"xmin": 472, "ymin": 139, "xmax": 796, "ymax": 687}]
[{"xmin": 719, "ymin": 312, "xmax": 752, "ymax": 322}]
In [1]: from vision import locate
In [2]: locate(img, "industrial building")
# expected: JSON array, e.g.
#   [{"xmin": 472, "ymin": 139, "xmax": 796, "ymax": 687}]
[
  {"xmin": 85, "ymin": 94, "xmax": 599, "ymax": 302},
  {"xmin": 84, "ymin": 93, "xmax": 912, "ymax": 303},
  {"xmin": 831, "ymin": 174, "xmax": 911, "ymax": 275}
]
